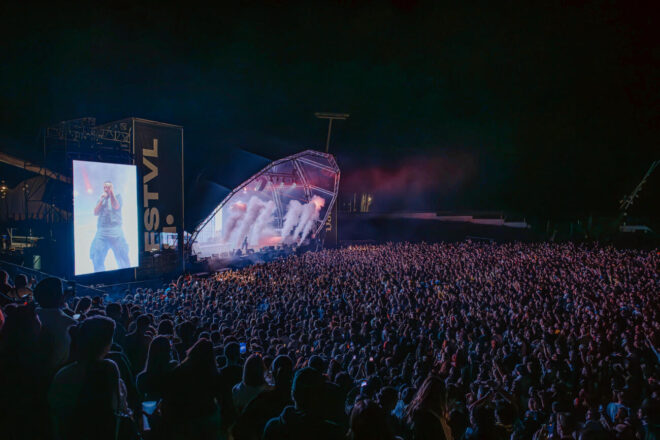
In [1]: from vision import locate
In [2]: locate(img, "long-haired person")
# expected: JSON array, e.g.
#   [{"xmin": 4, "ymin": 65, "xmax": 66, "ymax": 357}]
[
  {"xmin": 232, "ymin": 355, "xmax": 294, "ymax": 440},
  {"xmin": 405, "ymin": 375, "xmax": 452, "ymax": 440},
  {"xmin": 348, "ymin": 399, "xmax": 401, "ymax": 440},
  {"xmin": 161, "ymin": 338, "xmax": 223, "ymax": 439},
  {"xmin": 136, "ymin": 335, "xmax": 177, "ymax": 400},
  {"xmin": 232, "ymin": 353, "xmax": 270, "ymax": 414}
]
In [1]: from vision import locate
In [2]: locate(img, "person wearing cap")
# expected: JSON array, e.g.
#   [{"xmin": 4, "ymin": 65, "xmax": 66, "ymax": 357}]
[
  {"xmin": 263, "ymin": 367, "xmax": 345, "ymax": 440},
  {"xmin": 34, "ymin": 277, "xmax": 77, "ymax": 371}
]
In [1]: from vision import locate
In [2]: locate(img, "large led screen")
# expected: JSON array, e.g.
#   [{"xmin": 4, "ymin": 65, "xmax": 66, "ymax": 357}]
[{"xmin": 73, "ymin": 160, "xmax": 139, "ymax": 275}]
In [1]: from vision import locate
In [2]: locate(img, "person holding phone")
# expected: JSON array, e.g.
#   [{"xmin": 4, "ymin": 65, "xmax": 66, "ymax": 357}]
[
  {"xmin": 160, "ymin": 339, "xmax": 223, "ymax": 438},
  {"xmin": 232, "ymin": 355, "xmax": 294, "ymax": 439},
  {"xmin": 137, "ymin": 336, "xmax": 177, "ymax": 401},
  {"xmin": 90, "ymin": 180, "xmax": 131, "ymax": 272},
  {"xmin": 263, "ymin": 367, "xmax": 345, "ymax": 440}
]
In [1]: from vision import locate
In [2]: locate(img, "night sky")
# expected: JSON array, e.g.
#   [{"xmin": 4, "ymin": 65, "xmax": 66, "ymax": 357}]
[{"xmin": 1, "ymin": 1, "xmax": 657, "ymax": 221}]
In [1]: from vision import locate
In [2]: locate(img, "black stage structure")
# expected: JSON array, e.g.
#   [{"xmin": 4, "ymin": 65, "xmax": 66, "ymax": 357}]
[{"xmin": 41, "ymin": 117, "xmax": 185, "ymax": 282}]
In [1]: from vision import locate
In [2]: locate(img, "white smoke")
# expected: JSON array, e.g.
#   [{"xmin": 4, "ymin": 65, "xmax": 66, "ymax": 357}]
[
  {"xmin": 282, "ymin": 195, "xmax": 325, "ymax": 244},
  {"xmin": 300, "ymin": 206, "xmax": 320, "ymax": 241},
  {"xmin": 221, "ymin": 202, "xmax": 247, "ymax": 243},
  {"xmin": 248, "ymin": 200, "xmax": 276, "ymax": 247},
  {"xmin": 229, "ymin": 196, "xmax": 268, "ymax": 249},
  {"xmin": 281, "ymin": 200, "xmax": 303, "ymax": 240},
  {"xmin": 292, "ymin": 201, "xmax": 316, "ymax": 240},
  {"xmin": 220, "ymin": 195, "xmax": 326, "ymax": 251}
]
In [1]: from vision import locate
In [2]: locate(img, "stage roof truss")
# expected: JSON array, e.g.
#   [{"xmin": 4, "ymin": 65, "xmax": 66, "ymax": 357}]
[{"xmin": 190, "ymin": 150, "xmax": 340, "ymax": 257}]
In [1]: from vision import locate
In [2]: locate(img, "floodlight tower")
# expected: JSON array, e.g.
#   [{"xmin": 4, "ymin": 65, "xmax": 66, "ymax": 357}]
[
  {"xmin": 314, "ymin": 112, "xmax": 348, "ymax": 248},
  {"xmin": 314, "ymin": 112, "xmax": 349, "ymax": 153}
]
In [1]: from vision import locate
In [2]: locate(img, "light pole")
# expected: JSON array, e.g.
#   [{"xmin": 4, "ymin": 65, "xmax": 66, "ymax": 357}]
[
  {"xmin": 314, "ymin": 112, "xmax": 348, "ymax": 248},
  {"xmin": 314, "ymin": 112, "xmax": 349, "ymax": 153}
]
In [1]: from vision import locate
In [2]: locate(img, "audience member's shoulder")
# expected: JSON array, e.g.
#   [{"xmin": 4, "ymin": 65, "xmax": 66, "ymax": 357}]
[
  {"xmin": 323, "ymin": 418, "xmax": 345, "ymax": 439},
  {"xmin": 36, "ymin": 306, "xmax": 76, "ymax": 322},
  {"xmin": 52, "ymin": 361, "xmax": 82, "ymax": 384},
  {"xmin": 99, "ymin": 357, "xmax": 121, "ymax": 378},
  {"xmin": 262, "ymin": 409, "xmax": 287, "ymax": 440}
]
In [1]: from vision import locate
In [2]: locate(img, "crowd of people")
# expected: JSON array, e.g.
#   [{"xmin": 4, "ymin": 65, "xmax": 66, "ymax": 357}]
[{"xmin": 1, "ymin": 241, "xmax": 659, "ymax": 440}]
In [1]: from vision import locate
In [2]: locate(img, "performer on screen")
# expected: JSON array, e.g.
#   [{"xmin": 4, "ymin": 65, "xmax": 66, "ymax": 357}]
[{"xmin": 90, "ymin": 181, "xmax": 131, "ymax": 272}]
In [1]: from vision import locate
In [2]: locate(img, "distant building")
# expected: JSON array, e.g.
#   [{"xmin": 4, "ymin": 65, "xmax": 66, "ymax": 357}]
[{"xmin": 343, "ymin": 193, "xmax": 373, "ymax": 213}]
